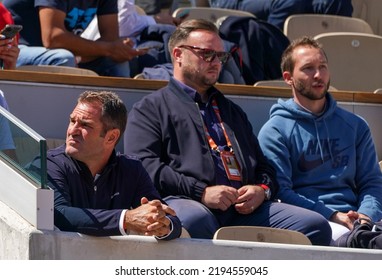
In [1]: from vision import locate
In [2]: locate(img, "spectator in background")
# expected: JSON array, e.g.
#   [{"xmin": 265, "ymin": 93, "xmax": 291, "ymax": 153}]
[
  {"xmin": 124, "ymin": 19, "xmax": 332, "ymax": 245},
  {"xmin": 0, "ymin": 90, "xmax": 16, "ymax": 159},
  {"xmin": 135, "ymin": 0, "xmax": 175, "ymax": 24},
  {"xmin": 3, "ymin": 0, "xmax": 148, "ymax": 77},
  {"xmin": 0, "ymin": 2, "xmax": 14, "ymax": 30},
  {"xmin": 135, "ymin": 0, "xmax": 169, "ymax": 14},
  {"xmin": 208, "ymin": 0, "xmax": 353, "ymax": 30},
  {"xmin": 0, "ymin": 2, "xmax": 20, "ymax": 70},
  {"xmin": 0, "ymin": 2, "xmax": 20, "ymax": 159},
  {"xmin": 258, "ymin": 36, "xmax": 382, "ymax": 244},
  {"xmin": 82, "ymin": 0, "xmax": 179, "ymax": 44},
  {"xmin": 80, "ymin": 0, "xmax": 185, "ymax": 78}
]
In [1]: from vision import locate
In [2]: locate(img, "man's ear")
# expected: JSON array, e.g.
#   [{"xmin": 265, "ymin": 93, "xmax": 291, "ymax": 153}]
[
  {"xmin": 105, "ymin": 129, "xmax": 120, "ymax": 146},
  {"xmin": 173, "ymin": 47, "xmax": 182, "ymax": 63},
  {"xmin": 283, "ymin": 71, "xmax": 293, "ymax": 86}
]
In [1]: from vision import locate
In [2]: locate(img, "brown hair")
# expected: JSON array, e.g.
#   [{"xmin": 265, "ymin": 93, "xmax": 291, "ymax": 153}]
[
  {"xmin": 281, "ymin": 36, "xmax": 328, "ymax": 73},
  {"xmin": 168, "ymin": 19, "xmax": 219, "ymax": 60},
  {"xmin": 77, "ymin": 91, "xmax": 127, "ymax": 142}
]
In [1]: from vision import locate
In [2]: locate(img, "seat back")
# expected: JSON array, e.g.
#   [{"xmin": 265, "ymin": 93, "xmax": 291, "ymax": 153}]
[
  {"xmin": 284, "ymin": 14, "xmax": 374, "ymax": 41},
  {"xmin": 180, "ymin": 227, "xmax": 191, "ymax": 238},
  {"xmin": 17, "ymin": 65, "xmax": 99, "ymax": 76},
  {"xmin": 213, "ymin": 226, "xmax": 312, "ymax": 245},
  {"xmin": 133, "ymin": 73, "xmax": 146, "ymax": 79},
  {"xmin": 171, "ymin": 0, "xmax": 210, "ymax": 11},
  {"xmin": 352, "ymin": 0, "xmax": 382, "ymax": 36},
  {"xmin": 172, "ymin": 7, "xmax": 255, "ymax": 23},
  {"xmin": 254, "ymin": 80, "xmax": 289, "ymax": 88},
  {"xmin": 314, "ymin": 32, "xmax": 382, "ymax": 91}
]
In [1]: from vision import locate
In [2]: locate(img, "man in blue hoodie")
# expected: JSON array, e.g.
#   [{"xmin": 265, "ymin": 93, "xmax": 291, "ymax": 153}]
[{"xmin": 258, "ymin": 36, "xmax": 382, "ymax": 243}]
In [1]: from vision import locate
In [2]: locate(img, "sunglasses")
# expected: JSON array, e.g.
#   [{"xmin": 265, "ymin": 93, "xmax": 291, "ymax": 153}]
[{"xmin": 177, "ymin": 45, "xmax": 231, "ymax": 64}]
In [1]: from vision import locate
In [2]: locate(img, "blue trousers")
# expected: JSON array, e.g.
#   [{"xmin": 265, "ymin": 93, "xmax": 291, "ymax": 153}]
[
  {"xmin": 17, "ymin": 45, "xmax": 77, "ymax": 68},
  {"xmin": 209, "ymin": 0, "xmax": 353, "ymax": 30},
  {"xmin": 78, "ymin": 57, "xmax": 131, "ymax": 78},
  {"xmin": 164, "ymin": 196, "xmax": 332, "ymax": 246},
  {"xmin": 17, "ymin": 45, "xmax": 131, "ymax": 77}
]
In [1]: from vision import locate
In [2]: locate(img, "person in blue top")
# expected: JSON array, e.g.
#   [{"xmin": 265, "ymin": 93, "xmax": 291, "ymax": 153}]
[
  {"xmin": 42, "ymin": 90, "xmax": 181, "ymax": 239},
  {"xmin": 3, "ymin": 0, "xmax": 147, "ymax": 77},
  {"xmin": 258, "ymin": 36, "xmax": 382, "ymax": 244},
  {"xmin": 0, "ymin": 90, "xmax": 16, "ymax": 157},
  {"xmin": 208, "ymin": 0, "xmax": 353, "ymax": 30},
  {"xmin": 0, "ymin": 5, "xmax": 20, "ymax": 160},
  {"xmin": 124, "ymin": 19, "xmax": 332, "ymax": 246}
]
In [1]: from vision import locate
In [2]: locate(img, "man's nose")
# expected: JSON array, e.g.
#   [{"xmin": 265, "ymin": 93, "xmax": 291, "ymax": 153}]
[{"xmin": 68, "ymin": 122, "xmax": 80, "ymax": 133}]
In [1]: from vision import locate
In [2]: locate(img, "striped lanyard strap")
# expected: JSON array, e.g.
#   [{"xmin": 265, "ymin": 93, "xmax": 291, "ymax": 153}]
[
  {"xmin": 204, "ymin": 98, "xmax": 233, "ymax": 153},
  {"xmin": 203, "ymin": 98, "xmax": 242, "ymax": 181}
]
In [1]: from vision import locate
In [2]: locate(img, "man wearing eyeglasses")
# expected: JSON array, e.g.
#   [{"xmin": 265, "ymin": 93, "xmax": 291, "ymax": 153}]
[{"xmin": 124, "ymin": 19, "xmax": 332, "ymax": 245}]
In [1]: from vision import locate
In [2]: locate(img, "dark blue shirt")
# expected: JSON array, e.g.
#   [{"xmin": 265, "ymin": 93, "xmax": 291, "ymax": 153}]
[
  {"xmin": 175, "ymin": 80, "xmax": 241, "ymax": 189},
  {"xmin": 32, "ymin": 145, "xmax": 182, "ymax": 238}
]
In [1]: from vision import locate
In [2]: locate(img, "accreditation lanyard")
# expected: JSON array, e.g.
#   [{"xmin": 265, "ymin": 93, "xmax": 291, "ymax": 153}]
[{"xmin": 203, "ymin": 99, "xmax": 242, "ymax": 181}]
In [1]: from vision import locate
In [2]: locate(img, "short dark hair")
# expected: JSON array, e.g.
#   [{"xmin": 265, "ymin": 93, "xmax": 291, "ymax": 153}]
[
  {"xmin": 77, "ymin": 91, "xmax": 127, "ymax": 142},
  {"xmin": 281, "ymin": 36, "xmax": 328, "ymax": 74},
  {"xmin": 168, "ymin": 19, "xmax": 219, "ymax": 59}
]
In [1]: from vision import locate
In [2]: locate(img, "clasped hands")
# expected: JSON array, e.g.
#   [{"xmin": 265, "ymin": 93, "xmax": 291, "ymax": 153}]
[
  {"xmin": 124, "ymin": 197, "xmax": 176, "ymax": 237},
  {"xmin": 201, "ymin": 185, "xmax": 266, "ymax": 214},
  {"xmin": 330, "ymin": 210, "xmax": 371, "ymax": 230}
]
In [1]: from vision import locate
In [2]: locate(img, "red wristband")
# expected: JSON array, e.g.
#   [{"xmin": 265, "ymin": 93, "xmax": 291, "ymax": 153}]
[{"xmin": 258, "ymin": 184, "xmax": 269, "ymax": 190}]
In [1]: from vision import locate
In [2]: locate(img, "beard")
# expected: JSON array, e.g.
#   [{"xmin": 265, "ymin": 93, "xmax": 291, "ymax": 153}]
[
  {"xmin": 182, "ymin": 62, "xmax": 220, "ymax": 87},
  {"xmin": 293, "ymin": 79, "xmax": 329, "ymax": 101}
]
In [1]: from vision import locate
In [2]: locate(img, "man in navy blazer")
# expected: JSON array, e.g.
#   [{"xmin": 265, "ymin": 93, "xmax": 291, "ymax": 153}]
[{"xmin": 45, "ymin": 90, "xmax": 181, "ymax": 239}]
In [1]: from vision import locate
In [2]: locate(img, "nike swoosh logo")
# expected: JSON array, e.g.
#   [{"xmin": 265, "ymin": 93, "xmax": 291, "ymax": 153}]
[
  {"xmin": 298, "ymin": 146, "xmax": 350, "ymax": 172},
  {"xmin": 110, "ymin": 192, "xmax": 120, "ymax": 199}
]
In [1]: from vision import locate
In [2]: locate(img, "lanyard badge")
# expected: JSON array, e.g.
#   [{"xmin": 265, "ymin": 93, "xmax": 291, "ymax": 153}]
[{"xmin": 220, "ymin": 150, "xmax": 242, "ymax": 181}]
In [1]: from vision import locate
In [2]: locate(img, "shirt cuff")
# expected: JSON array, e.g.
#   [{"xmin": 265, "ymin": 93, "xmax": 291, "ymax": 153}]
[
  {"xmin": 155, "ymin": 216, "xmax": 173, "ymax": 240},
  {"xmin": 119, "ymin": 209, "xmax": 129, "ymax": 236}
]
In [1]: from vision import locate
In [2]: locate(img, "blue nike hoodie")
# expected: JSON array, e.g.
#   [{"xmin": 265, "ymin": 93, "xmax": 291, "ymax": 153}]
[{"xmin": 258, "ymin": 93, "xmax": 382, "ymax": 221}]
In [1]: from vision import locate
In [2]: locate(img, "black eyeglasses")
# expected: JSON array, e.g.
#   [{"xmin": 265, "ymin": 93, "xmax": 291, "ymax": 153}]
[{"xmin": 177, "ymin": 45, "xmax": 231, "ymax": 64}]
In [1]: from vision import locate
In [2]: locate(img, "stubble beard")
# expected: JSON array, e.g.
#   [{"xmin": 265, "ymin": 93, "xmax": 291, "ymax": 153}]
[
  {"xmin": 183, "ymin": 63, "xmax": 219, "ymax": 88},
  {"xmin": 294, "ymin": 79, "xmax": 329, "ymax": 101}
]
